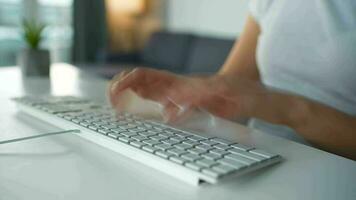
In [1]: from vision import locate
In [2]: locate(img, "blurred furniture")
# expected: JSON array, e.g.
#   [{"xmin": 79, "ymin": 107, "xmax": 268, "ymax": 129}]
[{"xmin": 98, "ymin": 31, "xmax": 235, "ymax": 78}]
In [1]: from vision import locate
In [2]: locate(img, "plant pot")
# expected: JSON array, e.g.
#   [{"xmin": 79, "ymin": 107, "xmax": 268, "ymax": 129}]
[{"xmin": 18, "ymin": 49, "xmax": 50, "ymax": 77}]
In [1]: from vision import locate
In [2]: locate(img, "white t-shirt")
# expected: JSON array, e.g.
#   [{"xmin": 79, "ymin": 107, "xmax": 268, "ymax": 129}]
[{"xmin": 248, "ymin": 0, "xmax": 356, "ymax": 144}]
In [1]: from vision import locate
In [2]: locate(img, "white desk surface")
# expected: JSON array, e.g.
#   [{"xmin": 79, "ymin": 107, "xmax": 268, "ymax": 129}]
[{"xmin": 0, "ymin": 64, "xmax": 355, "ymax": 200}]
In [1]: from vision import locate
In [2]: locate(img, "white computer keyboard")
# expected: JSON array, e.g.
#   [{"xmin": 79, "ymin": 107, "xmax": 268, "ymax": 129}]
[{"xmin": 12, "ymin": 96, "xmax": 282, "ymax": 185}]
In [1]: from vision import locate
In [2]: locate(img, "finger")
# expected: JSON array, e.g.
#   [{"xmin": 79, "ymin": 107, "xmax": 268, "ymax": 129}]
[
  {"xmin": 115, "ymin": 68, "xmax": 179, "ymax": 103},
  {"xmin": 109, "ymin": 68, "xmax": 154, "ymax": 107},
  {"xmin": 162, "ymin": 100, "xmax": 193, "ymax": 123},
  {"xmin": 112, "ymin": 68, "xmax": 141, "ymax": 93},
  {"xmin": 130, "ymin": 85, "xmax": 169, "ymax": 103},
  {"xmin": 162, "ymin": 101, "xmax": 180, "ymax": 123},
  {"xmin": 108, "ymin": 69, "xmax": 133, "ymax": 106}
]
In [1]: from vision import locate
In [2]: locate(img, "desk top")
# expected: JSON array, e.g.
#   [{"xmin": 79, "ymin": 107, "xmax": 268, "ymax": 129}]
[{"xmin": 0, "ymin": 64, "xmax": 355, "ymax": 200}]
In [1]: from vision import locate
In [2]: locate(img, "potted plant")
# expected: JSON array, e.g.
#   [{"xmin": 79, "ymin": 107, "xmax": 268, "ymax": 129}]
[{"xmin": 18, "ymin": 19, "xmax": 50, "ymax": 77}]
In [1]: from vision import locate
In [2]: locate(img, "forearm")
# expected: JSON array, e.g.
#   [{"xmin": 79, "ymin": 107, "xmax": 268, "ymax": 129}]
[
  {"xmin": 252, "ymin": 91, "xmax": 356, "ymax": 160},
  {"xmin": 290, "ymin": 96, "xmax": 356, "ymax": 160}
]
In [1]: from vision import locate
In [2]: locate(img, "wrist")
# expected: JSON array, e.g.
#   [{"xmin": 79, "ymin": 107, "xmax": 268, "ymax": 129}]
[
  {"xmin": 282, "ymin": 94, "xmax": 311, "ymax": 130},
  {"xmin": 251, "ymin": 91, "xmax": 310, "ymax": 129}
]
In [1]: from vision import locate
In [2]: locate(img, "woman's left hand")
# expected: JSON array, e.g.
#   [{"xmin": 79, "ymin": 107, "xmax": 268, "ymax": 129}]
[{"xmin": 109, "ymin": 68, "xmax": 285, "ymax": 123}]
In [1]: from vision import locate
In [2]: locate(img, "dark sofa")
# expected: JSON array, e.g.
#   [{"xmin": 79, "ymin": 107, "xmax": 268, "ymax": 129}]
[{"xmin": 98, "ymin": 31, "xmax": 235, "ymax": 78}]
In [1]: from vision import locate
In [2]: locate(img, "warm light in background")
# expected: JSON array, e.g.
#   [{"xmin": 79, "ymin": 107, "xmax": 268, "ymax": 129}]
[
  {"xmin": 106, "ymin": 0, "xmax": 145, "ymax": 15},
  {"xmin": 105, "ymin": 0, "xmax": 161, "ymax": 52}
]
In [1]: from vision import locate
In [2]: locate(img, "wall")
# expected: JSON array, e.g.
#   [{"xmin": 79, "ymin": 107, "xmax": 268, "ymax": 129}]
[{"xmin": 165, "ymin": 0, "xmax": 249, "ymax": 39}]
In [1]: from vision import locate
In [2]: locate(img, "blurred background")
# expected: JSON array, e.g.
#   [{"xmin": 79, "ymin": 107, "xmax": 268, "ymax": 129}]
[{"xmin": 0, "ymin": 0, "xmax": 249, "ymax": 77}]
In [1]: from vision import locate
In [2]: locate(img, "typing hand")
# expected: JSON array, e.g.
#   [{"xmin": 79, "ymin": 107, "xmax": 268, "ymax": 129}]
[{"xmin": 108, "ymin": 68, "xmax": 267, "ymax": 122}]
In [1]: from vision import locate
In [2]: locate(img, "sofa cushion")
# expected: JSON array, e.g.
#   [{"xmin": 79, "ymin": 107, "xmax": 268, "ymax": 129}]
[
  {"xmin": 141, "ymin": 31, "xmax": 194, "ymax": 72},
  {"xmin": 185, "ymin": 36, "xmax": 234, "ymax": 74}
]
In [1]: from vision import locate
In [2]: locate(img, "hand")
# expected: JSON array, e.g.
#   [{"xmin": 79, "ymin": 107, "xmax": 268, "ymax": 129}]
[{"xmin": 109, "ymin": 68, "xmax": 271, "ymax": 122}]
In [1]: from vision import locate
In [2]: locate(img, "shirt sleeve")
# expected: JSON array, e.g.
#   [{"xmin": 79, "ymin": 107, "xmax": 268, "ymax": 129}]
[{"xmin": 249, "ymin": 0, "xmax": 273, "ymax": 23}]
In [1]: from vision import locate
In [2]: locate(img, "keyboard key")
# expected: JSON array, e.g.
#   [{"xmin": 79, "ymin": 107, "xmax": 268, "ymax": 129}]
[
  {"xmin": 152, "ymin": 126, "xmax": 164, "ymax": 131},
  {"xmin": 209, "ymin": 148, "xmax": 229, "ymax": 156},
  {"xmin": 92, "ymin": 121, "xmax": 108, "ymax": 126},
  {"xmin": 162, "ymin": 139, "xmax": 180, "ymax": 145},
  {"xmin": 98, "ymin": 128, "xmax": 111, "ymax": 135},
  {"xmin": 118, "ymin": 136, "xmax": 132, "ymax": 143},
  {"xmin": 155, "ymin": 150, "xmax": 174, "ymax": 159},
  {"xmin": 210, "ymin": 138, "xmax": 234, "ymax": 145},
  {"xmin": 142, "ymin": 145, "xmax": 159, "ymax": 153},
  {"xmin": 63, "ymin": 115, "xmax": 74, "ymax": 120},
  {"xmin": 128, "ymin": 128, "xmax": 145, "ymax": 133},
  {"xmin": 121, "ymin": 124, "xmax": 136, "ymax": 129},
  {"xmin": 111, "ymin": 121, "xmax": 127, "ymax": 126},
  {"xmin": 230, "ymin": 143, "xmax": 254, "ymax": 151},
  {"xmin": 147, "ymin": 129, "xmax": 160, "ymax": 134},
  {"xmin": 185, "ymin": 162, "xmax": 204, "ymax": 171},
  {"xmin": 71, "ymin": 118, "xmax": 81, "ymax": 124},
  {"xmin": 169, "ymin": 156, "xmax": 187, "ymax": 164},
  {"xmin": 84, "ymin": 119, "xmax": 100, "ymax": 124},
  {"xmin": 110, "ymin": 128, "xmax": 126, "ymax": 133},
  {"xmin": 121, "ymin": 132, "xmax": 137, "ymax": 137},
  {"xmin": 182, "ymin": 140, "xmax": 200, "ymax": 146},
  {"xmin": 249, "ymin": 149, "xmax": 278, "ymax": 159},
  {"xmin": 169, "ymin": 136, "xmax": 182, "ymax": 142},
  {"xmin": 188, "ymin": 135, "xmax": 207, "ymax": 141},
  {"xmin": 200, "ymin": 140, "xmax": 218, "ymax": 146},
  {"xmin": 159, "ymin": 132, "xmax": 174, "ymax": 137},
  {"xmin": 228, "ymin": 148, "xmax": 266, "ymax": 161},
  {"xmin": 202, "ymin": 168, "xmax": 221, "ymax": 178},
  {"xmin": 101, "ymin": 124, "xmax": 117, "ymax": 129},
  {"xmin": 196, "ymin": 144, "xmax": 213, "ymax": 151},
  {"xmin": 150, "ymin": 135, "xmax": 168, "ymax": 141},
  {"xmin": 188, "ymin": 148, "xmax": 206, "ymax": 155},
  {"xmin": 139, "ymin": 131, "xmax": 157, "ymax": 137},
  {"xmin": 174, "ymin": 131, "xmax": 190, "ymax": 138},
  {"xmin": 196, "ymin": 159, "xmax": 217, "ymax": 168},
  {"xmin": 142, "ymin": 123, "xmax": 153, "ymax": 128},
  {"xmin": 143, "ymin": 139, "xmax": 161, "ymax": 146},
  {"xmin": 174, "ymin": 143, "xmax": 193, "ymax": 150},
  {"xmin": 130, "ymin": 141, "xmax": 145, "ymax": 148},
  {"xmin": 154, "ymin": 143, "xmax": 173, "ymax": 151},
  {"xmin": 131, "ymin": 135, "xmax": 148, "ymax": 141},
  {"xmin": 224, "ymin": 154, "xmax": 256, "ymax": 166},
  {"xmin": 79, "ymin": 121, "xmax": 90, "ymax": 127},
  {"xmin": 201, "ymin": 152, "xmax": 222, "ymax": 160},
  {"xmin": 88, "ymin": 125, "xmax": 99, "ymax": 131},
  {"xmin": 181, "ymin": 153, "xmax": 202, "ymax": 162},
  {"xmin": 127, "ymin": 123, "xmax": 138, "ymax": 127},
  {"xmin": 167, "ymin": 148, "xmax": 188, "ymax": 156},
  {"xmin": 162, "ymin": 130, "xmax": 175, "ymax": 136},
  {"xmin": 108, "ymin": 132, "xmax": 121, "ymax": 139},
  {"xmin": 213, "ymin": 144, "xmax": 232, "ymax": 150},
  {"xmin": 133, "ymin": 120, "xmax": 143, "ymax": 127}
]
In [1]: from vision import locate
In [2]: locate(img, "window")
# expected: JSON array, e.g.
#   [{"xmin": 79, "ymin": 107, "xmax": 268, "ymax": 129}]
[
  {"xmin": 0, "ymin": 0, "xmax": 73, "ymax": 66},
  {"xmin": 0, "ymin": 0, "xmax": 22, "ymax": 66}
]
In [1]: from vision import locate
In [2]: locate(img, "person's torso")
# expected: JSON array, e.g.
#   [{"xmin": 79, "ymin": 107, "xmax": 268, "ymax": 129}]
[{"xmin": 250, "ymin": 0, "xmax": 356, "ymax": 143}]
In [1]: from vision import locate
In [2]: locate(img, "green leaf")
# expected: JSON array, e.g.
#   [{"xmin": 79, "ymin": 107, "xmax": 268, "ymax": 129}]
[{"xmin": 22, "ymin": 19, "xmax": 46, "ymax": 49}]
